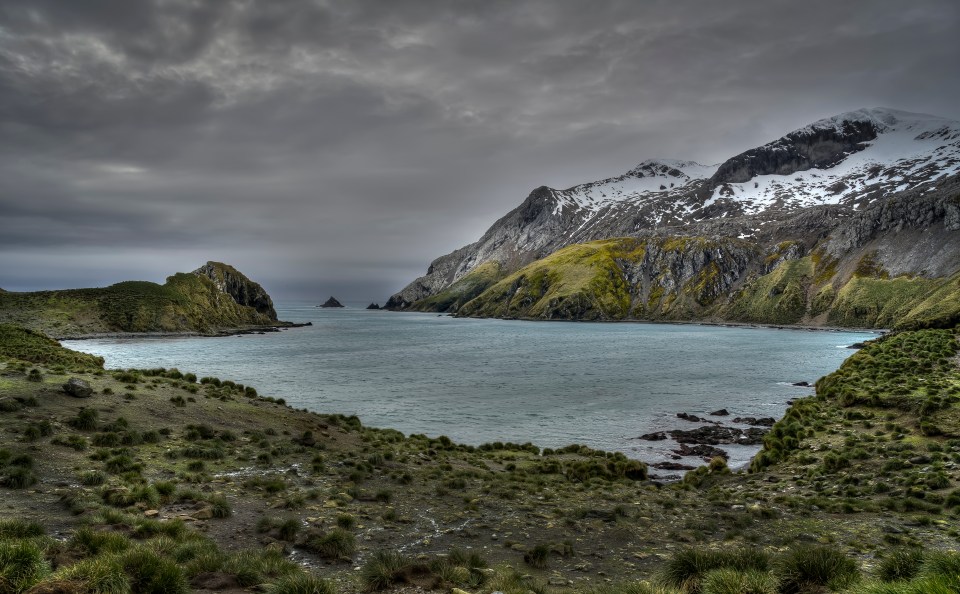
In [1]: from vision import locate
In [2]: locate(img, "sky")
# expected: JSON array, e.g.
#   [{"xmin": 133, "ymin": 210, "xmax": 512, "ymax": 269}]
[{"xmin": 1, "ymin": 0, "xmax": 958, "ymax": 302}]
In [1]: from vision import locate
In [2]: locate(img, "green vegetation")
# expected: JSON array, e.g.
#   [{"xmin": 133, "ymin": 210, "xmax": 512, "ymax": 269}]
[
  {"xmin": 458, "ymin": 237, "xmax": 762, "ymax": 320},
  {"xmin": 0, "ymin": 262, "xmax": 283, "ymax": 338},
  {"xmin": 411, "ymin": 261, "xmax": 505, "ymax": 312},
  {"xmin": 1, "ymin": 283, "xmax": 959, "ymax": 593},
  {"xmin": 416, "ymin": 234, "xmax": 960, "ymax": 330},
  {"xmin": 0, "ymin": 323, "xmax": 104, "ymax": 369}
]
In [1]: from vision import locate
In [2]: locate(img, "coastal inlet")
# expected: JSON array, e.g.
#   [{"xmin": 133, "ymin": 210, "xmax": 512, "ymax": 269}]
[{"xmin": 64, "ymin": 303, "xmax": 877, "ymax": 470}]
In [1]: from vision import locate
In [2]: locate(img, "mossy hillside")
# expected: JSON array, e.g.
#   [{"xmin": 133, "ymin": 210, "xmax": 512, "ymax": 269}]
[
  {"xmin": 6, "ymin": 328, "xmax": 960, "ymax": 591},
  {"xmin": 826, "ymin": 276, "xmax": 941, "ymax": 329},
  {"xmin": 889, "ymin": 271, "xmax": 960, "ymax": 330},
  {"xmin": 410, "ymin": 261, "xmax": 505, "ymax": 312},
  {"xmin": 0, "ymin": 324, "xmax": 105, "ymax": 370},
  {"xmin": 458, "ymin": 237, "xmax": 758, "ymax": 321},
  {"xmin": 430, "ymin": 229, "xmax": 960, "ymax": 328},
  {"xmin": 721, "ymin": 257, "xmax": 814, "ymax": 325},
  {"xmin": 0, "ymin": 269, "xmax": 281, "ymax": 338},
  {"xmin": 458, "ymin": 239, "xmax": 641, "ymax": 319}
]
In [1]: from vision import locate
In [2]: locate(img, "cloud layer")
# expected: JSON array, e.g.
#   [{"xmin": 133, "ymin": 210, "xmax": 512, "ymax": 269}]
[{"xmin": 2, "ymin": 0, "xmax": 958, "ymax": 300}]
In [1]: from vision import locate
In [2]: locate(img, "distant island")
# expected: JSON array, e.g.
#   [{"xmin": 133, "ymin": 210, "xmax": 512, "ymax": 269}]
[
  {"xmin": 366, "ymin": 302, "xmax": 381, "ymax": 309},
  {"xmin": 318, "ymin": 296, "xmax": 345, "ymax": 308}
]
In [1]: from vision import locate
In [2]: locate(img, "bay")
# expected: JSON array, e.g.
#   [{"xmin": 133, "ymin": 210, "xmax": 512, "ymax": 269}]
[{"xmin": 63, "ymin": 303, "xmax": 876, "ymax": 469}]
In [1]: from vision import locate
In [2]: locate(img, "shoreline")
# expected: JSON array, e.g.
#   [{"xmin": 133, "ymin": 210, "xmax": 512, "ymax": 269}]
[
  {"xmin": 53, "ymin": 321, "xmax": 312, "ymax": 341},
  {"xmin": 429, "ymin": 309, "xmax": 887, "ymax": 335}
]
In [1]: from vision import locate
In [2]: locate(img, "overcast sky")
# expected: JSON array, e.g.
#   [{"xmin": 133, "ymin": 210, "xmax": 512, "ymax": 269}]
[{"xmin": 1, "ymin": 0, "xmax": 958, "ymax": 301}]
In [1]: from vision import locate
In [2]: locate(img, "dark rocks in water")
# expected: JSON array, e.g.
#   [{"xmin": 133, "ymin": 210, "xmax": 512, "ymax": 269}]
[
  {"xmin": 848, "ymin": 342, "xmax": 867, "ymax": 349},
  {"xmin": 638, "ymin": 431, "xmax": 668, "ymax": 441},
  {"xmin": 63, "ymin": 377, "xmax": 93, "ymax": 398},
  {"xmin": 733, "ymin": 416, "xmax": 776, "ymax": 427},
  {"xmin": 677, "ymin": 412, "xmax": 719, "ymax": 425},
  {"xmin": 366, "ymin": 303, "xmax": 381, "ymax": 310},
  {"xmin": 319, "ymin": 296, "xmax": 344, "ymax": 308},
  {"xmin": 674, "ymin": 443, "xmax": 729, "ymax": 460},
  {"xmin": 792, "ymin": 381, "xmax": 811, "ymax": 387},
  {"xmin": 652, "ymin": 462, "xmax": 696, "ymax": 471},
  {"xmin": 709, "ymin": 409, "xmax": 730, "ymax": 416},
  {"xmin": 668, "ymin": 425, "xmax": 768, "ymax": 445}
]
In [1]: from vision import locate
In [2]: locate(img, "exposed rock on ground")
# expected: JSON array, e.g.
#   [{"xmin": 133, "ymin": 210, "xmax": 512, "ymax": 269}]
[{"xmin": 62, "ymin": 377, "xmax": 92, "ymax": 398}]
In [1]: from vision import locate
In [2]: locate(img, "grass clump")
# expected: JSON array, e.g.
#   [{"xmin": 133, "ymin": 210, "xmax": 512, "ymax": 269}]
[
  {"xmin": 119, "ymin": 546, "xmax": 189, "ymax": 594},
  {"xmin": 361, "ymin": 550, "xmax": 411, "ymax": 591},
  {"xmin": 879, "ymin": 549, "xmax": 925, "ymax": 582},
  {"xmin": 48, "ymin": 554, "xmax": 129, "ymax": 594},
  {"xmin": 660, "ymin": 548, "xmax": 769, "ymax": 593},
  {"xmin": 266, "ymin": 571, "xmax": 336, "ymax": 594},
  {"xmin": 776, "ymin": 545, "xmax": 859, "ymax": 594},
  {"xmin": 524, "ymin": 543, "xmax": 551, "ymax": 569},
  {"xmin": 0, "ymin": 539, "xmax": 51, "ymax": 594},
  {"xmin": 0, "ymin": 519, "xmax": 44, "ymax": 539},
  {"xmin": 700, "ymin": 568, "xmax": 777, "ymax": 594},
  {"xmin": 303, "ymin": 528, "xmax": 356, "ymax": 560}
]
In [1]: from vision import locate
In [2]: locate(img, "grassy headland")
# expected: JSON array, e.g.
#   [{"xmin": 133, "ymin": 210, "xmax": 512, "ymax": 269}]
[
  {"xmin": 0, "ymin": 262, "xmax": 288, "ymax": 339},
  {"xmin": 1, "ymin": 315, "xmax": 960, "ymax": 593}
]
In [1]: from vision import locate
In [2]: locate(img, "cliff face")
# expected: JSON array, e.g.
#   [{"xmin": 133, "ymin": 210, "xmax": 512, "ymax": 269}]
[
  {"xmin": 0, "ymin": 263, "xmax": 285, "ymax": 338},
  {"xmin": 193, "ymin": 261, "xmax": 279, "ymax": 320},
  {"xmin": 389, "ymin": 108, "xmax": 960, "ymax": 327}
]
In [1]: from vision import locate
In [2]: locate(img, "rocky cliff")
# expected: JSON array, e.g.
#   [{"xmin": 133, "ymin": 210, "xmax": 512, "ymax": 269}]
[
  {"xmin": 193, "ymin": 261, "xmax": 279, "ymax": 320},
  {"xmin": 389, "ymin": 108, "xmax": 960, "ymax": 327},
  {"xmin": 0, "ymin": 263, "xmax": 288, "ymax": 338}
]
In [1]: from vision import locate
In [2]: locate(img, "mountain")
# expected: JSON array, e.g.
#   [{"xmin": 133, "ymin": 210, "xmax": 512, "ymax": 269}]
[
  {"xmin": 388, "ymin": 108, "xmax": 960, "ymax": 328},
  {"xmin": 0, "ymin": 261, "xmax": 289, "ymax": 338}
]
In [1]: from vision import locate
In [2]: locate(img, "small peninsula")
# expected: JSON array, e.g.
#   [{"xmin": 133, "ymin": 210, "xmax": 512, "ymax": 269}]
[{"xmin": 0, "ymin": 262, "xmax": 293, "ymax": 339}]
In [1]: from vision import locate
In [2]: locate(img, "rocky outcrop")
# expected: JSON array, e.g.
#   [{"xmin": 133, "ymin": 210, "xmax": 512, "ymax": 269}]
[
  {"xmin": 193, "ymin": 262, "xmax": 278, "ymax": 320},
  {"xmin": 709, "ymin": 119, "xmax": 878, "ymax": 185},
  {"xmin": 320, "ymin": 297, "xmax": 344, "ymax": 308},
  {"xmin": 366, "ymin": 303, "xmax": 381, "ymax": 310}
]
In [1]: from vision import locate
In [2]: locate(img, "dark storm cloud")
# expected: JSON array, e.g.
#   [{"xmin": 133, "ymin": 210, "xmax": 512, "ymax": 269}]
[{"xmin": 1, "ymin": 0, "xmax": 958, "ymax": 299}]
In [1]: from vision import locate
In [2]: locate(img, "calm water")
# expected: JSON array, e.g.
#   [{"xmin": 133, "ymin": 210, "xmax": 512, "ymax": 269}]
[{"xmin": 63, "ymin": 304, "xmax": 875, "ymax": 469}]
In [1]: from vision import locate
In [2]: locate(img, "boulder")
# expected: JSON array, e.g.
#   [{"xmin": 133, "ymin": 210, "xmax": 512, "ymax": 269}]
[
  {"xmin": 62, "ymin": 377, "xmax": 93, "ymax": 398},
  {"xmin": 709, "ymin": 409, "xmax": 730, "ymax": 416},
  {"xmin": 792, "ymin": 381, "xmax": 811, "ymax": 387}
]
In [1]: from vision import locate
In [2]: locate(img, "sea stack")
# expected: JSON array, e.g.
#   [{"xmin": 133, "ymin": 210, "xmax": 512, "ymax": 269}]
[
  {"xmin": 366, "ymin": 303, "xmax": 381, "ymax": 310},
  {"xmin": 319, "ymin": 296, "xmax": 345, "ymax": 308}
]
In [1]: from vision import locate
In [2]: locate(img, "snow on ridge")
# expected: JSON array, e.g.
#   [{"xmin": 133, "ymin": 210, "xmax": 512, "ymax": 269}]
[
  {"xmin": 550, "ymin": 108, "xmax": 960, "ymax": 222},
  {"xmin": 794, "ymin": 107, "xmax": 958, "ymax": 137}
]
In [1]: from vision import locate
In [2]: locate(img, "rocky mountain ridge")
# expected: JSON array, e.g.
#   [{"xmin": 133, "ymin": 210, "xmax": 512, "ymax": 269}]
[{"xmin": 388, "ymin": 108, "xmax": 960, "ymax": 326}]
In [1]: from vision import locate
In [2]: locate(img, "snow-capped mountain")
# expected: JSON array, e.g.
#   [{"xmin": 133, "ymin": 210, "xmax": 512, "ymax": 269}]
[{"xmin": 388, "ymin": 108, "xmax": 960, "ymax": 310}]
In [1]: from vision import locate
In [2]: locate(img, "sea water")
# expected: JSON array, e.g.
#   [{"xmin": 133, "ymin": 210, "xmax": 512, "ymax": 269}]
[{"xmin": 63, "ymin": 304, "xmax": 876, "ymax": 469}]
